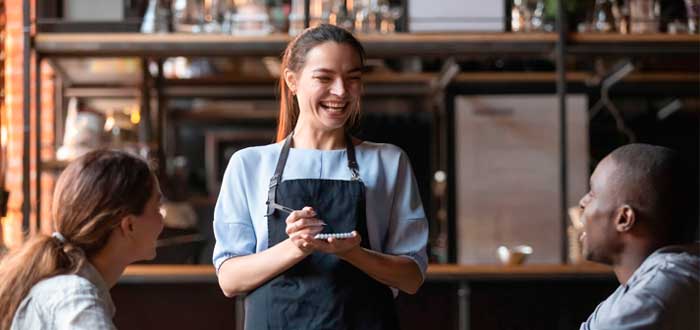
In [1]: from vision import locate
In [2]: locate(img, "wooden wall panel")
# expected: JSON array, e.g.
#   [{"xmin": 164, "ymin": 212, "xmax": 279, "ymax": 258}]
[{"xmin": 455, "ymin": 95, "xmax": 588, "ymax": 264}]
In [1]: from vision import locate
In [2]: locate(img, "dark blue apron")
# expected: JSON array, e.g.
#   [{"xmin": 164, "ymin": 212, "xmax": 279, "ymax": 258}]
[{"xmin": 243, "ymin": 133, "xmax": 399, "ymax": 330}]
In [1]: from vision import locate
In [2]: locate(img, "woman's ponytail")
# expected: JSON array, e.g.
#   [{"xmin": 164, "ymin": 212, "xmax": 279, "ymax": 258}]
[{"xmin": 0, "ymin": 234, "xmax": 84, "ymax": 330}]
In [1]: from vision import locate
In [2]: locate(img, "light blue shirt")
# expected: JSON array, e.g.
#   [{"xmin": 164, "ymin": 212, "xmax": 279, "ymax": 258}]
[
  {"xmin": 11, "ymin": 261, "xmax": 117, "ymax": 330},
  {"xmin": 212, "ymin": 141, "xmax": 429, "ymax": 283},
  {"xmin": 581, "ymin": 244, "xmax": 700, "ymax": 330}
]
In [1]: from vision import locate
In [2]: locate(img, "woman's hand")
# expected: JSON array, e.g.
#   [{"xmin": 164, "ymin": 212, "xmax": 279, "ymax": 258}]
[
  {"xmin": 308, "ymin": 231, "xmax": 362, "ymax": 256},
  {"xmin": 217, "ymin": 207, "xmax": 325, "ymax": 297},
  {"xmin": 285, "ymin": 206, "xmax": 325, "ymax": 254}
]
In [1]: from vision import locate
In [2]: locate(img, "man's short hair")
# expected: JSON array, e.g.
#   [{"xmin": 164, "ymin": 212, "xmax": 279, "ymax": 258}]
[{"xmin": 608, "ymin": 143, "xmax": 698, "ymax": 244}]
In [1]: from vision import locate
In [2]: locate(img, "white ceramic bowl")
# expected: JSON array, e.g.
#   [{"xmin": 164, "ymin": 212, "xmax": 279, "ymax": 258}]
[{"xmin": 497, "ymin": 245, "xmax": 533, "ymax": 265}]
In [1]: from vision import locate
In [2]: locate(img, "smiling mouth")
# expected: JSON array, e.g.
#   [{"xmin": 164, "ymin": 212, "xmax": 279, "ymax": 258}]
[{"xmin": 320, "ymin": 101, "xmax": 348, "ymax": 113}]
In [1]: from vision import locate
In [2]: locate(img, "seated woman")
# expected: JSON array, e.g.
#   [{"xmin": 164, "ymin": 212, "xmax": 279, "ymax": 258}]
[{"xmin": 0, "ymin": 149, "xmax": 164, "ymax": 330}]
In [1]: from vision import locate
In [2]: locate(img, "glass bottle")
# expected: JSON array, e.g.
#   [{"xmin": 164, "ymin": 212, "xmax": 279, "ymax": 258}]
[
  {"xmin": 289, "ymin": 0, "xmax": 306, "ymax": 35},
  {"xmin": 686, "ymin": 0, "xmax": 700, "ymax": 34},
  {"xmin": 230, "ymin": 0, "xmax": 271, "ymax": 35},
  {"xmin": 629, "ymin": 0, "xmax": 660, "ymax": 33},
  {"xmin": 172, "ymin": 0, "xmax": 204, "ymax": 33},
  {"xmin": 511, "ymin": 0, "xmax": 526, "ymax": 32},
  {"xmin": 592, "ymin": 0, "xmax": 617, "ymax": 32}
]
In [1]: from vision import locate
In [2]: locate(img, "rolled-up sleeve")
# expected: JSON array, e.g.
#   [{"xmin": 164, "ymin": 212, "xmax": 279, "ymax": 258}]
[
  {"xmin": 383, "ymin": 149, "xmax": 429, "ymax": 280},
  {"xmin": 212, "ymin": 151, "xmax": 257, "ymax": 271}
]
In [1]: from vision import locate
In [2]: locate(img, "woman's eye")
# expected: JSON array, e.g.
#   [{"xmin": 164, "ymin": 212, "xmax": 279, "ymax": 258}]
[{"xmin": 315, "ymin": 77, "xmax": 331, "ymax": 82}]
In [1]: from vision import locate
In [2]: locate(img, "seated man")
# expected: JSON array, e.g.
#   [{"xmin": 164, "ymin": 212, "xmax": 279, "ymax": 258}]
[{"xmin": 579, "ymin": 143, "xmax": 699, "ymax": 330}]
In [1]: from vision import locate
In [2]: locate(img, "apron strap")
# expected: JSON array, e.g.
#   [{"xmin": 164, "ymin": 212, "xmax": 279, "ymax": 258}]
[
  {"xmin": 266, "ymin": 132, "xmax": 361, "ymax": 216},
  {"xmin": 345, "ymin": 133, "xmax": 360, "ymax": 181},
  {"xmin": 266, "ymin": 134, "xmax": 293, "ymax": 216}
]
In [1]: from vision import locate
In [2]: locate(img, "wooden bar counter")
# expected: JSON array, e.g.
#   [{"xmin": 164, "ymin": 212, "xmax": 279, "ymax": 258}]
[
  {"xmin": 121, "ymin": 263, "xmax": 613, "ymax": 283},
  {"xmin": 114, "ymin": 263, "xmax": 616, "ymax": 330}
]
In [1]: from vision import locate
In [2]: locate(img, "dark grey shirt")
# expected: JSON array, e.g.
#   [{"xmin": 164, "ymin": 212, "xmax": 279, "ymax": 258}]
[{"xmin": 581, "ymin": 244, "xmax": 700, "ymax": 330}]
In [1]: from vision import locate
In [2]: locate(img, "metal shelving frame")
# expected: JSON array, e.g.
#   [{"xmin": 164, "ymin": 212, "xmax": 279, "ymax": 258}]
[
  {"xmin": 21, "ymin": 0, "xmax": 700, "ymax": 253},
  {"xmin": 21, "ymin": 0, "xmax": 700, "ymax": 270}
]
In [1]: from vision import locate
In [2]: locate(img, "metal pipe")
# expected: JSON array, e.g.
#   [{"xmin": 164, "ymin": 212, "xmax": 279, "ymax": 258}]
[
  {"xmin": 140, "ymin": 60, "xmax": 152, "ymax": 145},
  {"xmin": 156, "ymin": 59, "xmax": 165, "ymax": 174},
  {"xmin": 457, "ymin": 281, "xmax": 471, "ymax": 330},
  {"xmin": 22, "ymin": 0, "xmax": 31, "ymax": 232},
  {"xmin": 556, "ymin": 0, "xmax": 568, "ymax": 264},
  {"xmin": 35, "ymin": 55, "xmax": 42, "ymax": 231}
]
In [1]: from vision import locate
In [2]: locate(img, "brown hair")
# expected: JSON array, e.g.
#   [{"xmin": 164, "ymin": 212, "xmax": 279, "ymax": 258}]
[
  {"xmin": 276, "ymin": 24, "xmax": 366, "ymax": 142},
  {"xmin": 0, "ymin": 149, "xmax": 155, "ymax": 330}
]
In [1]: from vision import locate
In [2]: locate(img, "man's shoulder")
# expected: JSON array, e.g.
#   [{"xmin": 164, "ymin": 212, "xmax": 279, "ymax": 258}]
[
  {"xmin": 582, "ymin": 245, "xmax": 700, "ymax": 330},
  {"xmin": 629, "ymin": 244, "xmax": 700, "ymax": 300},
  {"xmin": 642, "ymin": 243, "xmax": 700, "ymax": 280}
]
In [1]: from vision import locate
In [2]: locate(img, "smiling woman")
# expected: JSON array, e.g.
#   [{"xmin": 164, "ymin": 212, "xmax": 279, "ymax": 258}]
[
  {"xmin": 276, "ymin": 24, "xmax": 366, "ymax": 144},
  {"xmin": 284, "ymin": 41, "xmax": 363, "ymax": 139},
  {"xmin": 213, "ymin": 24, "xmax": 429, "ymax": 330}
]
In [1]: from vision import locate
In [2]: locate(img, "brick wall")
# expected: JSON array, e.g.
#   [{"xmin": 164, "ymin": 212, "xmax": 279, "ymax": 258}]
[
  {"xmin": 0, "ymin": 0, "xmax": 5, "ymax": 247},
  {"xmin": 2, "ymin": 0, "xmax": 55, "ymax": 249},
  {"xmin": 2, "ymin": 0, "xmax": 26, "ymax": 248},
  {"xmin": 39, "ymin": 61, "xmax": 55, "ymax": 234}
]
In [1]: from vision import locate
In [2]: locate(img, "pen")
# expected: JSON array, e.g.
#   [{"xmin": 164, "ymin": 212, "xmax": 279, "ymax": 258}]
[
  {"xmin": 267, "ymin": 201, "xmax": 298, "ymax": 214},
  {"xmin": 267, "ymin": 202, "xmax": 327, "ymax": 229}
]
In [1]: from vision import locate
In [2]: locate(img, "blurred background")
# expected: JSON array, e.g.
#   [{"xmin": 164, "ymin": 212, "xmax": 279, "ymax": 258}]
[{"xmin": 0, "ymin": 0, "xmax": 697, "ymax": 329}]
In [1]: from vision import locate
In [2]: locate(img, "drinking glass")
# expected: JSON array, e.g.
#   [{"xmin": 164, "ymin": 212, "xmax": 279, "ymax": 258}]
[{"xmin": 685, "ymin": 0, "xmax": 700, "ymax": 33}]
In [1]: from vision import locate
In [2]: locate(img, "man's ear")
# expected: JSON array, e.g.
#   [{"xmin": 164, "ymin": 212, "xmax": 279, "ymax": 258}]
[
  {"xmin": 284, "ymin": 69, "xmax": 297, "ymax": 94},
  {"xmin": 615, "ymin": 204, "xmax": 636, "ymax": 232}
]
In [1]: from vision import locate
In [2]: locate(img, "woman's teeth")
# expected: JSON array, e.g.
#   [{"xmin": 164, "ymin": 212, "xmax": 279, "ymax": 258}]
[{"xmin": 320, "ymin": 102, "xmax": 347, "ymax": 112}]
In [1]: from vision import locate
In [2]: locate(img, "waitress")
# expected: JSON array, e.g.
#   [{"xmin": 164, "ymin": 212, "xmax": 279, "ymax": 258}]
[{"xmin": 213, "ymin": 24, "xmax": 428, "ymax": 330}]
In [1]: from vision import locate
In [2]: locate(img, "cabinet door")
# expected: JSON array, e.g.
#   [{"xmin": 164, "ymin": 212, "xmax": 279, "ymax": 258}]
[{"xmin": 454, "ymin": 95, "xmax": 588, "ymax": 264}]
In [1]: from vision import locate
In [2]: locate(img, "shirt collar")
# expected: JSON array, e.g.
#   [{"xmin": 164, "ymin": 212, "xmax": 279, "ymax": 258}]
[{"xmin": 79, "ymin": 261, "xmax": 116, "ymax": 316}]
